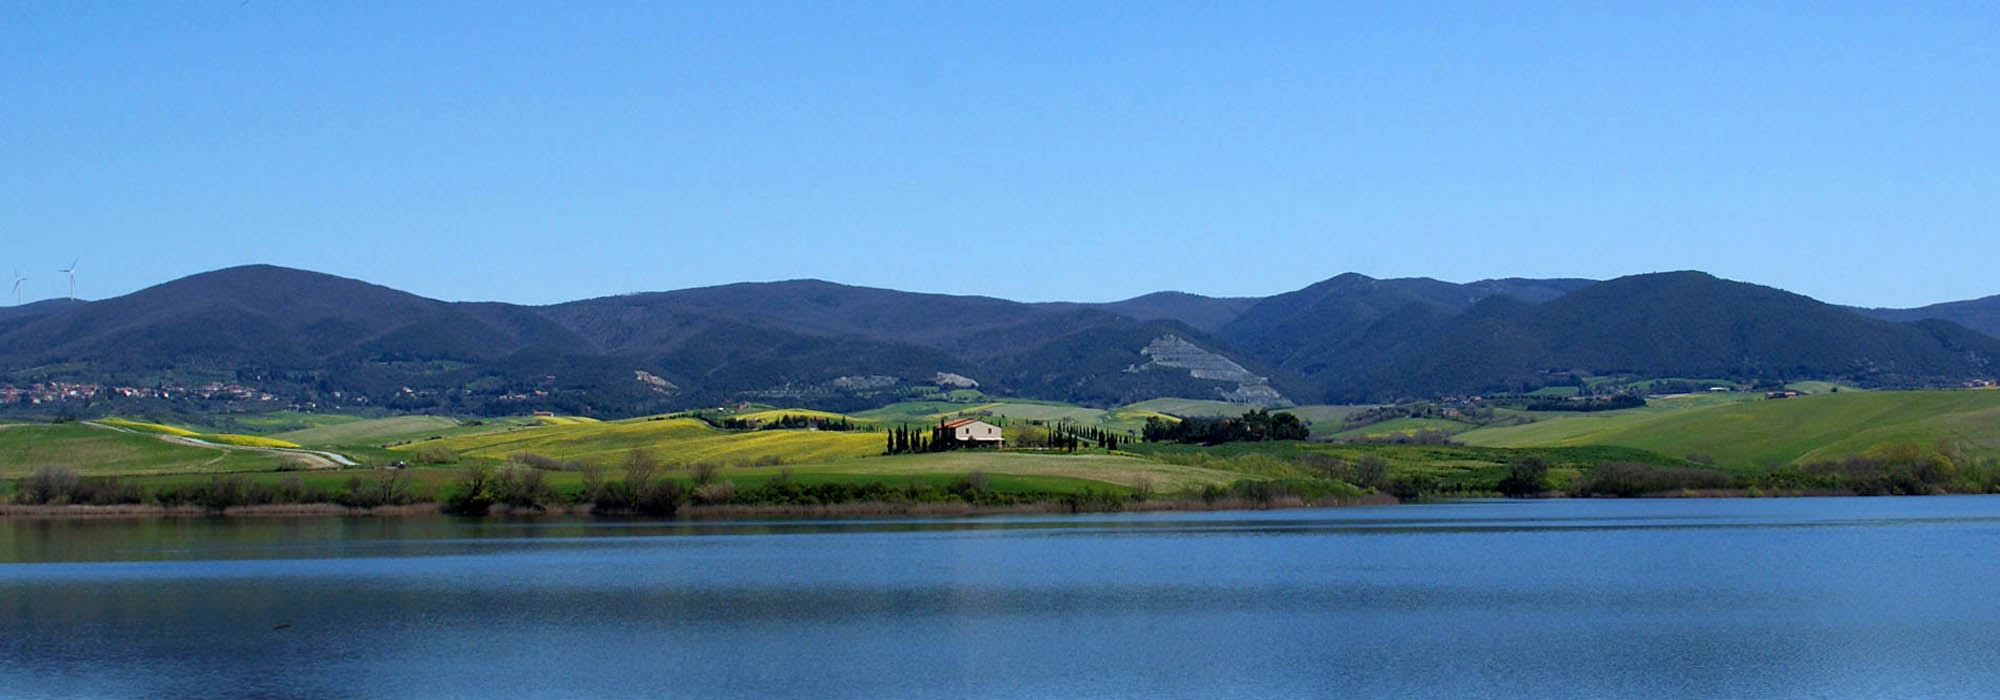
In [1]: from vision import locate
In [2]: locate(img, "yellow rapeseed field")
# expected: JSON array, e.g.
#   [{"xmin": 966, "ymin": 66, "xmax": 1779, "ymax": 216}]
[
  {"xmin": 197, "ymin": 433, "xmax": 305, "ymax": 449},
  {"xmin": 95, "ymin": 417, "xmax": 200, "ymax": 436}
]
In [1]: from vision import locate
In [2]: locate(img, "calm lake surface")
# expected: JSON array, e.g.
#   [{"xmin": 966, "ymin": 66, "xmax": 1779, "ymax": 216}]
[{"xmin": 7, "ymin": 497, "xmax": 2000, "ymax": 699}]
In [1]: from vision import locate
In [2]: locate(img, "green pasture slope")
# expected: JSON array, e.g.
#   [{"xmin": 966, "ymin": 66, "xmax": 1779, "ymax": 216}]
[
  {"xmin": 271, "ymin": 415, "xmax": 475, "ymax": 447},
  {"xmin": 0, "ymin": 422, "xmax": 289, "ymax": 478},
  {"xmin": 393, "ymin": 416, "xmax": 886, "ymax": 467},
  {"xmin": 1128, "ymin": 440, "xmax": 1697, "ymax": 492},
  {"xmin": 1457, "ymin": 392, "xmax": 1760, "ymax": 447},
  {"xmin": 108, "ymin": 451, "xmax": 1194, "ymax": 501},
  {"xmin": 721, "ymin": 451, "xmax": 1249, "ymax": 492},
  {"xmin": 1462, "ymin": 390, "xmax": 2000, "ymax": 469}
]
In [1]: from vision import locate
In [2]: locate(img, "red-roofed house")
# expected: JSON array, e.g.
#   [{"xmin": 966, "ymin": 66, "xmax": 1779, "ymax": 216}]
[{"xmin": 940, "ymin": 417, "xmax": 1004, "ymax": 446}]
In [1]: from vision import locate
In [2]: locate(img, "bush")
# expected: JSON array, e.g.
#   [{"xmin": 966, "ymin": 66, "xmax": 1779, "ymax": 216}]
[
  {"xmin": 1496, "ymin": 458, "xmax": 1549, "ymax": 497},
  {"xmin": 510, "ymin": 452, "xmax": 584, "ymax": 471},
  {"xmin": 440, "ymin": 464, "xmax": 497, "ymax": 515},
  {"xmin": 691, "ymin": 480, "xmax": 736, "ymax": 505},
  {"xmin": 588, "ymin": 453, "xmax": 684, "ymax": 516},
  {"xmin": 1351, "ymin": 456, "xmax": 1390, "ymax": 492},
  {"xmin": 690, "ymin": 462, "xmax": 721, "ymax": 485},
  {"xmin": 15, "ymin": 465, "xmax": 81, "ymax": 504},
  {"xmin": 1389, "ymin": 473, "xmax": 1442, "ymax": 500},
  {"xmin": 1571, "ymin": 462, "xmax": 1735, "ymax": 497},
  {"xmin": 337, "ymin": 471, "xmax": 419, "ymax": 509},
  {"xmin": 1344, "ymin": 429, "xmax": 1456, "ymax": 446},
  {"xmin": 13, "ymin": 466, "xmax": 144, "ymax": 506},
  {"xmin": 411, "ymin": 445, "xmax": 459, "ymax": 465},
  {"xmin": 493, "ymin": 464, "xmax": 557, "ymax": 511}
]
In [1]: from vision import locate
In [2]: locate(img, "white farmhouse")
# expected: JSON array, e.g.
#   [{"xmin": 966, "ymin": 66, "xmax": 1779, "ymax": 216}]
[{"xmin": 940, "ymin": 417, "xmax": 1004, "ymax": 446}]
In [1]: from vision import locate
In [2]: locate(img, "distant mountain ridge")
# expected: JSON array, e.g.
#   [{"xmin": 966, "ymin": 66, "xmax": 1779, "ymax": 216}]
[
  {"xmin": 1856, "ymin": 295, "xmax": 2000, "ymax": 342},
  {"xmin": 0, "ymin": 265, "xmax": 1995, "ymax": 416}
]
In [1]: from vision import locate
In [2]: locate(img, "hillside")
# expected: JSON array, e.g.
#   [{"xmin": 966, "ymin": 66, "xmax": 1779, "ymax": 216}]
[
  {"xmin": 0, "ymin": 422, "xmax": 290, "ymax": 477},
  {"xmin": 1283, "ymin": 272, "xmax": 2000, "ymax": 401},
  {"xmin": 1859, "ymin": 295, "xmax": 2000, "ymax": 341},
  {"xmin": 0, "ymin": 267, "xmax": 1297, "ymax": 415},
  {"xmin": 1461, "ymin": 390, "xmax": 2000, "ymax": 469},
  {"xmin": 2, "ymin": 265, "xmax": 1996, "ymax": 417}
]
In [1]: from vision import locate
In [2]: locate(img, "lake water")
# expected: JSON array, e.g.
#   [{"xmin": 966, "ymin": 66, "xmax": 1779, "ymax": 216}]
[{"xmin": 7, "ymin": 498, "xmax": 2000, "ymax": 699}]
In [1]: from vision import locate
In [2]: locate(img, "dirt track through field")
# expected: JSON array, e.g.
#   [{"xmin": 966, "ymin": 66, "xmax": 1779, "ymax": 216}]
[{"xmin": 80, "ymin": 421, "xmax": 357, "ymax": 469}]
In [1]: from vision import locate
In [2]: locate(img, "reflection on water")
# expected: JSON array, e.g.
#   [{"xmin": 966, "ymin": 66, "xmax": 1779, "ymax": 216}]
[{"xmin": 6, "ymin": 497, "xmax": 2000, "ymax": 698}]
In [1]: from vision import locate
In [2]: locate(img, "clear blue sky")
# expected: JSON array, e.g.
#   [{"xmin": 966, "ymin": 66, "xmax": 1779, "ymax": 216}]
[{"xmin": 3, "ymin": 2, "xmax": 1995, "ymax": 307}]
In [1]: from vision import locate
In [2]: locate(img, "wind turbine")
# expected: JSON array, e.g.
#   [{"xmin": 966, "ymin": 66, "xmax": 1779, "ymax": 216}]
[
  {"xmin": 10, "ymin": 269, "xmax": 25, "ymax": 306},
  {"xmin": 57, "ymin": 258, "xmax": 77, "ymax": 300}
]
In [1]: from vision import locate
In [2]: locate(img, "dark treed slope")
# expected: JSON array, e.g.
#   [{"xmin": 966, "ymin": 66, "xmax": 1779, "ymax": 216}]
[
  {"xmin": 0, "ymin": 267, "xmax": 1297, "ymax": 415},
  {"xmin": 1299, "ymin": 272, "xmax": 2000, "ymax": 401},
  {"xmin": 1857, "ymin": 295, "xmax": 2000, "ymax": 341},
  {"xmin": 1, "ymin": 266, "xmax": 1993, "ymax": 416},
  {"xmin": 1044, "ymin": 292, "xmax": 1260, "ymax": 334},
  {"xmin": 1214, "ymin": 273, "xmax": 1594, "ymax": 372}
]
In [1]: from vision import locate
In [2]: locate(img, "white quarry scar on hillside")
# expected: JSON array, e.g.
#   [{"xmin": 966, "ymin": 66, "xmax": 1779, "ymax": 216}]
[{"xmin": 1124, "ymin": 335, "xmax": 1291, "ymax": 407}]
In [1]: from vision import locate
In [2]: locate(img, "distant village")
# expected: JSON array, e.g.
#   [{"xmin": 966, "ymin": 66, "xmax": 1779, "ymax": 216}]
[{"xmin": 0, "ymin": 381, "xmax": 277, "ymax": 405}]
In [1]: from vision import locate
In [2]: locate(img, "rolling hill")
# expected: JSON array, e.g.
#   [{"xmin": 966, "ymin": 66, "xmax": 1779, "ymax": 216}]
[
  {"xmin": 1460, "ymin": 389, "xmax": 2000, "ymax": 469},
  {"xmin": 1, "ymin": 265, "xmax": 1996, "ymax": 417},
  {"xmin": 1858, "ymin": 295, "xmax": 2000, "ymax": 341},
  {"xmin": 1253, "ymin": 272, "xmax": 2000, "ymax": 402},
  {"xmin": 0, "ymin": 267, "xmax": 1296, "ymax": 415}
]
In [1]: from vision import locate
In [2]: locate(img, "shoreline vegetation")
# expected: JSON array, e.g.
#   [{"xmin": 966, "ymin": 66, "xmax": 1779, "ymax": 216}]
[
  {"xmin": 8, "ymin": 395, "xmax": 1998, "ymax": 521},
  {"xmin": 0, "ymin": 486, "xmax": 1975, "ymax": 521},
  {"xmin": 3, "ymin": 450, "xmax": 1991, "ymax": 521}
]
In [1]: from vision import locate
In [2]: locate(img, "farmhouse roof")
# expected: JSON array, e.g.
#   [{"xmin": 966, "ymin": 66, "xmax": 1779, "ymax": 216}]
[{"xmin": 941, "ymin": 417, "xmax": 986, "ymax": 429}]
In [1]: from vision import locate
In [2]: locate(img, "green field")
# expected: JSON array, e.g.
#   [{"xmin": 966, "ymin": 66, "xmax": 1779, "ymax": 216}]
[
  {"xmin": 1326, "ymin": 416, "xmax": 1475, "ymax": 440},
  {"xmin": 856, "ymin": 399, "xmax": 1177, "ymax": 434},
  {"xmin": 224, "ymin": 411, "xmax": 367, "ymax": 432},
  {"xmin": 1461, "ymin": 390, "xmax": 2000, "ymax": 469},
  {"xmin": 1130, "ymin": 440, "xmax": 1698, "ymax": 492},
  {"xmin": 0, "ymin": 423, "xmax": 290, "ymax": 478},
  {"xmin": 394, "ymin": 416, "xmax": 886, "ymax": 467},
  {"xmin": 720, "ymin": 451, "xmax": 1247, "ymax": 491},
  {"xmin": 106, "ymin": 450, "xmax": 1217, "ymax": 498},
  {"xmin": 16, "ymin": 387, "xmax": 2000, "ymax": 506},
  {"xmin": 271, "ymin": 415, "xmax": 474, "ymax": 446},
  {"xmin": 1121, "ymin": 398, "xmax": 1247, "ymax": 417},
  {"xmin": 1457, "ymin": 392, "xmax": 1760, "ymax": 447}
]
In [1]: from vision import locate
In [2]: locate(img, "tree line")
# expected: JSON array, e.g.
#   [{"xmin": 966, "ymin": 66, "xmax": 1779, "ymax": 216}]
[{"xmin": 1142, "ymin": 409, "xmax": 1309, "ymax": 445}]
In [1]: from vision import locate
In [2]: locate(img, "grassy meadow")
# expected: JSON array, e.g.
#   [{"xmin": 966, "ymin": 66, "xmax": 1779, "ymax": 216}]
[
  {"xmin": 1461, "ymin": 390, "xmax": 2000, "ymax": 469},
  {"xmin": 11, "ymin": 387, "xmax": 2000, "ymax": 510},
  {"xmin": 0, "ymin": 422, "xmax": 290, "ymax": 478},
  {"xmin": 393, "ymin": 416, "xmax": 887, "ymax": 467}
]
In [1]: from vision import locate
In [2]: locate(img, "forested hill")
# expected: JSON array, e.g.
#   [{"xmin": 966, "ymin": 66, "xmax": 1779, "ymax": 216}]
[
  {"xmin": 1292, "ymin": 272, "xmax": 2000, "ymax": 402},
  {"xmin": 0, "ymin": 265, "xmax": 1994, "ymax": 416},
  {"xmin": 0, "ymin": 266, "xmax": 1301, "ymax": 415},
  {"xmin": 1856, "ymin": 295, "xmax": 2000, "ymax": 341}
]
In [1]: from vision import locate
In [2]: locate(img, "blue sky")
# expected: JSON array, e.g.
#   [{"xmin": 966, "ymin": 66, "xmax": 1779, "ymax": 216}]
[{"xmin": 3, "ymin": 2, "xmax": 1995, "ymax": 307}]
